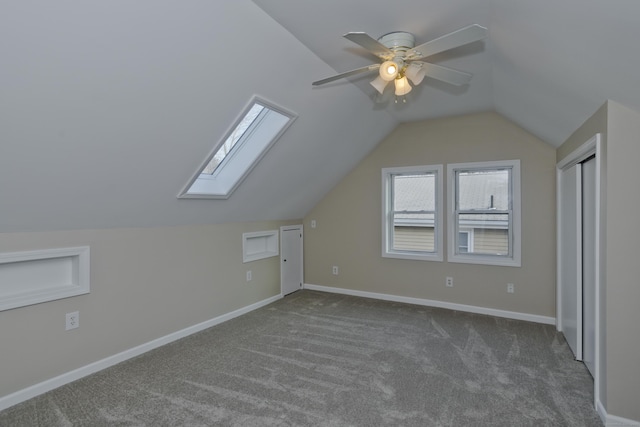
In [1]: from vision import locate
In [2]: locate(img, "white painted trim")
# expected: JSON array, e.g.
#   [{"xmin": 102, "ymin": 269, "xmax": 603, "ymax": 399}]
[
  {"xmin": 303, "ymin": 283, "xmax": 555, "ymax": 325},
  {"xmin": 557, "ymin": 135, "xmax": 599, "ymax": 169},
  {"xmin": 556, "ymin": 167, "xmax": 563, "ymax": 332},
  {"xmin": 597, "ymin": 399, "xmax": 640, "ymax": 426},
  {"xmin": 593, "ymin": 135, "xmax": 602, "ymax": 411},
  {"xmin": 0, "ymin": 293, "xmax": 282, "ymax": 412}
]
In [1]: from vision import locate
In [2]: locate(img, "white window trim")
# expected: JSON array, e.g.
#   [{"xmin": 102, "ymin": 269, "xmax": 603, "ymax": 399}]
[
  {"xmin": 381, "ymin": 164, "xmax": 443, "ymax": 261},
  {"xmin": 447, "ymin": 160, "xmax": 521, "ymax": 267}
]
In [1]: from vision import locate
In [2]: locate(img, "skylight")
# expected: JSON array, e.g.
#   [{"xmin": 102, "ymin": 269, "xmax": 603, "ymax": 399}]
[{"xmin": 179, "ymin": 97, "xmax": 296, "ymax": 199}]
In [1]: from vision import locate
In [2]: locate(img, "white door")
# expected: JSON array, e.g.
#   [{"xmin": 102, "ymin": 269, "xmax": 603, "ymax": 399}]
[
  {"xmin": 559, "ymin": 164, "xmax": 582, "ymax": 359},
  {"xmin": 281, "ymin": 225, "xmax": 303, "ymax": 296},
  {"xmin": 582, "ymin": 156, "xmax": 597, "ymax": 376}
]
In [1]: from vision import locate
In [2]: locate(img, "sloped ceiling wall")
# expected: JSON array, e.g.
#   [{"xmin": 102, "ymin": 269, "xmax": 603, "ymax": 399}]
[
  {"xmin": 0, "ymin": 1, "xmax": 397, "ymax": 232},
  {"xmin": 3, "ymin": 1, "xmax": 640, "ymax": 233}
]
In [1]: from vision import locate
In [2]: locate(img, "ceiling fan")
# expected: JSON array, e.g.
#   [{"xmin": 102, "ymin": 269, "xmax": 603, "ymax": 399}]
[{"xmin": 312, "ymin": 24, "xmax": 487, "ymax": 99}]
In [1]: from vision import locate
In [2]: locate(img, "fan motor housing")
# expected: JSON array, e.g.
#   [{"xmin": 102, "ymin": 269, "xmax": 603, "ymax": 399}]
[{"xmin": 377, "ymin": 31, "xmax": 416, "ymax": 52}]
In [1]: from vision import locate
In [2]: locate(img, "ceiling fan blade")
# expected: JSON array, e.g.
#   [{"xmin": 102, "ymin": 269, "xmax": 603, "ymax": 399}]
[
  {"xmin": 344, "ymin": 32, "xmax": 394, "ymax": 60},
  {"xmin": 408, "ymin": 24, "xmax": 487, "ymax": 60},
  {"xmin": 312, "ymin": 64, "xmax": 380, "ymax": 86},
  {"xmin": 416, "ymin": 62, "xmax": 473, "ymax": 86}
]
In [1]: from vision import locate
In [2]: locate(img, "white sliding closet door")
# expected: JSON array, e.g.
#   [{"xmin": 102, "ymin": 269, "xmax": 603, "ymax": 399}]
[{"xmin": 559, "ymin": 164, "xmax": 582, "ymax": 359}]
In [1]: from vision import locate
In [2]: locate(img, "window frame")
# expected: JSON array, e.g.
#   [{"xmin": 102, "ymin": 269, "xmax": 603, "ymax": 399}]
[
  {"xmin": 178, "ymin": 96, "xmax": 296, "ymax": 200},
  {"xmin": 447, "ymin": 160, "xmax": 521, "ymax": 267},
  {"xmin": 381, "ymin": 164, "xmax": 443, "ymax": 261}
]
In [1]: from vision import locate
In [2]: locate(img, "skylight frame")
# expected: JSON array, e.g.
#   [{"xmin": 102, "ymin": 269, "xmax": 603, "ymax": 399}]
[{"xmin": 178, "ymin": 96, "xmax": 297, "ymax": 200}]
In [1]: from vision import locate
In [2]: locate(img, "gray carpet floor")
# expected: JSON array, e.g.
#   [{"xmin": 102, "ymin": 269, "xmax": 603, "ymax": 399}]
[{"xmin": 0, "ymin": 290, "xmax": 602, "ymax": 426}]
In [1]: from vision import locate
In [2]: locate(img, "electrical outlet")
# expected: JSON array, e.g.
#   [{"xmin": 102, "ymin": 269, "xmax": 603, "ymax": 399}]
[
  {"xmin": 246, "ymin": 270, "xmax": 252, "ymax": 282},
  {"xmin": 507, "ymin": 283, "xmax": 515, "ymax": 293},
  {"xmin": 446, "ymin": 277, "xmax": 453, "ymax": 287},
  {"xmin": 65, "ymin": 311, "xmax": 79, "ymax": 330},
  {"xmin": 311, "ymin": 220, "xmax": 317, "ymax": 228},
  {"xmin": 332, "ymin": 266, "xmax": 339, "ymax": 275}
]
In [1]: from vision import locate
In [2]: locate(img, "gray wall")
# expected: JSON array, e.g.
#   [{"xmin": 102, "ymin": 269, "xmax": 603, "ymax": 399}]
[
  {"xmin": 0, "ymin": 220, "xmax": 293, "ymax": 399},
  {"xmin": 604, "ymin": 101, "xmax": 640, "ymax": 421},
  {"xmin": 303, "ymin": 112, "xmax": 557, "ymax": 317},
  {"xmin": 557, "ymin": 100, "xmax": 640, "ymax": 422}
]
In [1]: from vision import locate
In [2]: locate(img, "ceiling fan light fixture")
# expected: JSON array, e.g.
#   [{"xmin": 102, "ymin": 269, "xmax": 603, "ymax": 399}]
[
  {"xmin": 394, "ymin": 75, "xmax": 412, "ymax": 96},
  {"xmin": 379, "ymin": 60, "xmax": 399, "ymax": 81},
  {"xmin": 405, "ymin": 63, "xmax": 426, "ymax": 85},
  {"xmin": 370, "ymin": 75, "xmax": 390, "ymax": 94}
]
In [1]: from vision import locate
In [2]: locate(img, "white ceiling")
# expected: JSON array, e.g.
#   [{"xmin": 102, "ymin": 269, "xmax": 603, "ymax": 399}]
[{"xmin": 1, "ymin": 1, "xmax": 639, "ymax": 232}]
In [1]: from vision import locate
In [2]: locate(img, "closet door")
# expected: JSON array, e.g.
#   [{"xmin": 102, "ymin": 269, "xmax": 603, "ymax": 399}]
[{"xmin": 559, "ymin": 164, "xmax": 582, "ymax": 359}]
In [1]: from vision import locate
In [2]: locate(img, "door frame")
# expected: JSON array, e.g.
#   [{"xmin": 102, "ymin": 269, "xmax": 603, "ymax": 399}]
[
  {"xmin": 280, "ymin": 224, "xmax": 303, "ymax": 296},
  {"xmin": 556, "ymin": 133, "xmax": 602, "ymax": 408}
]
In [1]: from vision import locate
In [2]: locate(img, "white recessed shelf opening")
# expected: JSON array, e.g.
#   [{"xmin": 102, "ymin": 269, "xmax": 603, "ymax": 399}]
[
  {"xmin": 243, "ymin": 230, "xmax": 279, "ymax": 263},
  {"xmin": 0, "ymin": 247, "xmax": 90, "ymax": 311}
]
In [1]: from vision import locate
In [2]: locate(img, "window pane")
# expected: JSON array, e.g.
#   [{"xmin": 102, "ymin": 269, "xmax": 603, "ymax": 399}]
[
  {"xmin": 202, "ymin": 104, "xmax": 265, "ymax": 175},
  {"xmin": 458, "ymin": 169, "xmax": 509, "ymax": 210},
  {"xmin": 458, "ymin": 232, "xmax": 469, "ymax": 253},
  {"xmin": 391, "ymin": 173, "xmax": 436, "ymax": 252},
  {"xmin": 457, "ymin": 213, "xmax": 509, "ymax": 255},
  {"xmin": 393, "ymin": 173, "xmax": 435, "ymax": 211}
]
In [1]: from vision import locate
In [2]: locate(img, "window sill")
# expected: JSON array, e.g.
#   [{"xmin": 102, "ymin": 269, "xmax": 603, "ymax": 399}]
[
  {"xmin": 448, "ymin": 254, "xmax": 521, "ymax": 267},
  {"xmin": 383, "ymin": 251, "xmax": 443, "ymax": 262}
]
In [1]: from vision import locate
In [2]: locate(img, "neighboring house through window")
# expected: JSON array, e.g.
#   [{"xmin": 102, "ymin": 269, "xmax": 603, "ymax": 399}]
[{"xmin": 382, "ymin": 165, "xmax": 443, "ymax": 261}]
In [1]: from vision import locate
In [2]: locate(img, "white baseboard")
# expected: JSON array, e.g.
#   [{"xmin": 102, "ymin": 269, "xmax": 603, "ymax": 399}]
[
  {"xmin": 597, "ymin": 399, "xmax": 640, "ymax": 426},
  {"xmin": 303, "ymin": 283, "xmax": 556, "ymax": 325},
  {"xmin": 0, "ymin": 293, "xmax": 283, "ymax": 412}
]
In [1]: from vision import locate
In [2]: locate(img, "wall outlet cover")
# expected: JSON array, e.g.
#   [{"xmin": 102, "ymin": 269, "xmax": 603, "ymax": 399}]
[{"xmin": 65, "ymin": 311, "xmax": 79, "ymax": 330}]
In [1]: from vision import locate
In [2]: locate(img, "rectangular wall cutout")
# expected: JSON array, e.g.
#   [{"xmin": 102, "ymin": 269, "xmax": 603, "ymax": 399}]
[
  {"xmin": 0, "ymin": 247, "xmax": 90, "ymax": 311},
  {"xmin": 243, "ymin": 230, "xmax": 278, "ymax": 263}
]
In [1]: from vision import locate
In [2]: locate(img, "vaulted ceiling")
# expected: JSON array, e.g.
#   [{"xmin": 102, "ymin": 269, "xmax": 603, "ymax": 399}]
[
  {"xmin": 1, "ymin": 1, "xmax": 639, "ymax": 232},
  {"xmin": 254, "ymin": 0, "xmax": 640, "ymax": 146}
]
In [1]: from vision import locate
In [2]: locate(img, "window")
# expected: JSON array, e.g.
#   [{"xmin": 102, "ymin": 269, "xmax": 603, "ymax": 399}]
[
  {"xmin": 179, "ymin": 97, "xmax": 296, "ymax": 199},
  {"xmin": 382, "ymin": 165, "xmax": 443, "ymax": 261},
  {"xmin": 458, "ymin": 230, "xmax": 471, "ymax": 253},
  {"xmin": 447, "ymin": 160, "xmax": 521, "ymax": 266}
]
